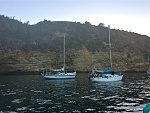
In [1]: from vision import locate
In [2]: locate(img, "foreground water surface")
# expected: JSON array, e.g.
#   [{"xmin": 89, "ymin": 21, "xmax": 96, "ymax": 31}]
[{"xmin": 0, "ymin": 73, "xmax": 150, "ymax": 113}]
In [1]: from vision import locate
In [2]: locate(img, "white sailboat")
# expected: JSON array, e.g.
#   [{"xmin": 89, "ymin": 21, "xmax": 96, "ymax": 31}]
[
  {"xmin": 147, "ymin": 70, "xmax": 150, "ymax": 74},
  {"xmin": 42, "ymin": 34, "xmax": 76, "ymax": 79},
  {"xmin": 89, "ymin": 25, "xmax": 123, "ymax": 82}
]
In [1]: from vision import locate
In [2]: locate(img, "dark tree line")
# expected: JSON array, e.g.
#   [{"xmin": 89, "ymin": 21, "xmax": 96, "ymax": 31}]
[{"xmin": 0, "ymin": 15, "xmax": 149, "ymax": 57}]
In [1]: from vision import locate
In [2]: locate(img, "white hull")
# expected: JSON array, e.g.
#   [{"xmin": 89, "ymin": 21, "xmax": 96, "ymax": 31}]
[
  {"xmin": 90, "ymin": 74, "xmax": 123, "ymax": 82},
  {"xmin": 147, "ymin": 70, "xmax": 150, "ymax": 74},
  {"xmin": 42, "ymin": 72, "xmax": 76, "ymax": 79}
]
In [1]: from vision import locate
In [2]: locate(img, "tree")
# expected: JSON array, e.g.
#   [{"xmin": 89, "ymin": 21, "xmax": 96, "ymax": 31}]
[
  {"xmin": 84, "ymin": 21, "xmax": 91, "ymax": 25},
  {"xmin": 74, "ymin": 46, "xmax": 92, "ymax": 71},
  {"xmin": 25, "ymin": 21, "xmax": 30, "ymax": 25},
  {"xmin": 98, "ymin": 23, "xmax": 105, "ymax": 27}
]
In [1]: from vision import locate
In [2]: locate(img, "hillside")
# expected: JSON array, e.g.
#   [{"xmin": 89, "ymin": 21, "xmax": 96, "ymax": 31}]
[{"xmin": 0, "ymin": 15, "xmax": 150, "ymax": 73}]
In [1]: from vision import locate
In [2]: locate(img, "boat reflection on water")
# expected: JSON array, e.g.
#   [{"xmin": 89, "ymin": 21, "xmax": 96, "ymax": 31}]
[
  {"xmin": 90, "ymin": 81, "xmax": 123, "ymax": 96},
  {"xmin": 43, "ymin": 79, "xmax": 76, "ymax": 96},
  {"xmin": 91, "ymin": 81, "xmax": 123, "ymax": 90},
  {"xmin": 44, "ymin": 79, "xmax": 76, "ymax": 87}
]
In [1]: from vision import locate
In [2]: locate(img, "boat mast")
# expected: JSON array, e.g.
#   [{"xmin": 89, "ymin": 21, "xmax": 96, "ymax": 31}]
[
  {"xmin": 108, "ymin": 25, "xmax": 112, "ymax": 68},
  {"xmin": 64, "ymin": 34, "xmax": 66, "ymax": 71},
  {"xmin": 148, "ymin": 57, "xmax": 150, "ymax": 69}
]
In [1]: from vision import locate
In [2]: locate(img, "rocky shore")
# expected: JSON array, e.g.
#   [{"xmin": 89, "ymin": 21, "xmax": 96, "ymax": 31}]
[{"xmin": 0, "ymin": 51, "xmax": 148, "ymax": 75}]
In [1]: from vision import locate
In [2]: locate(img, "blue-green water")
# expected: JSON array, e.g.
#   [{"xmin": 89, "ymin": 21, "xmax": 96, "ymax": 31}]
[{"xmin": 0, "ymin": 73, "xmax": 150, "ymax": 112}]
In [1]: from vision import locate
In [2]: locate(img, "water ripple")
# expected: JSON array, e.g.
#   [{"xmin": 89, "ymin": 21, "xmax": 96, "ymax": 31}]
[{"xmin": 0, "ymin": 73, "xmax": 149, "ymax": 112}]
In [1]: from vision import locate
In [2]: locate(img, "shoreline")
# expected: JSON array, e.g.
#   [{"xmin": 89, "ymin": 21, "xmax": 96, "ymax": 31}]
[{"xmin": 0, "ymin": 70, "xmax": 147, "ymax": 75}]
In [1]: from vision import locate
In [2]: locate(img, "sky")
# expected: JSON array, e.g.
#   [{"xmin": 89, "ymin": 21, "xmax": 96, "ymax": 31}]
[{"xmin": 0, "ymin": 0, "xmax": 150, "ymax": 36}]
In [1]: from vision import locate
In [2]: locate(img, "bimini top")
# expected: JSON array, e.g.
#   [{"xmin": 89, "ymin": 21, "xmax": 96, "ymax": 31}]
[{"xmin": 92, "ymin": 67, "xmax": 113, "ymax": 73}]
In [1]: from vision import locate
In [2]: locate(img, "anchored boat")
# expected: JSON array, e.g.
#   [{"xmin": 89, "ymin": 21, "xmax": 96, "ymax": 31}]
[
  {"xmin": 42, "ymin": 34, "xmax": 76, "ymax": 79},
  {"xmin": 89, "ymin": 25, "xmax": 123, "ymax": 82}
]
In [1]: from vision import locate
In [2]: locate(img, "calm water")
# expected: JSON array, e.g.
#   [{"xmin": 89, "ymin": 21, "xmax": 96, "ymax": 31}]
[{"xmin": 0, "ymin": 73, "xmax": 150, "ymax": 113}]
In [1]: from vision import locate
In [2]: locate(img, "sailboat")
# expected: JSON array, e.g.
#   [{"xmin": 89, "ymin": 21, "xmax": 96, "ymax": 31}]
[
  {"xmin": 89, "ymin": 25, "xmax": 123, "ymax": 82},
  {"xmin": 41, "ymin": 34, "xmax": 76, "ymax": 79},
  {"xmin": 147, "ymin": 57, "xmax": 150, "ymax": 74}
]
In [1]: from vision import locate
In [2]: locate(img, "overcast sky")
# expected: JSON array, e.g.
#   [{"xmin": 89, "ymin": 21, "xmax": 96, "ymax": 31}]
[{"xmin": 0, "ymin": 0, "xmax": 150, "ymax": 36}]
